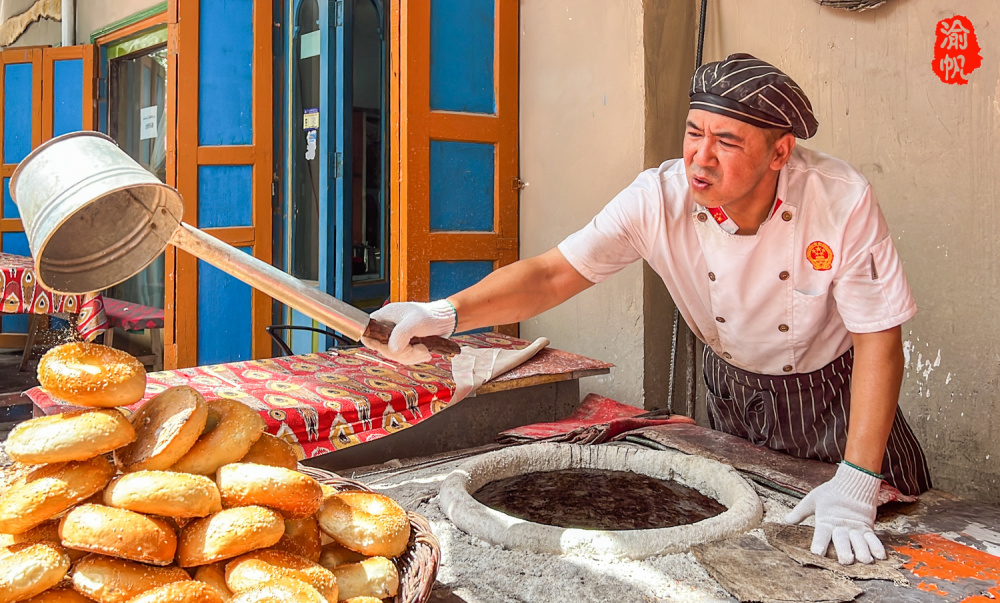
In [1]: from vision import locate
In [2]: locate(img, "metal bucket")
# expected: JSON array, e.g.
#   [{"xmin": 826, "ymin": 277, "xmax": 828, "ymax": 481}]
[
  {"xmin": 10, "ymin": 131, "xmax": 183, "ymax": 294},
  {"xmin": 8, "ymin": 131, "xmax": 461, "ymax": 353}
]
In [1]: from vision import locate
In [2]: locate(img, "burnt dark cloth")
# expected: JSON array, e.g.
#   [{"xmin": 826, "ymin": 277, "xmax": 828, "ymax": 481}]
[
  {"xmin": 702, "ymin": 346, "xmax": 932, "ymax": 496},
  {"xmin": 690, "ymin": 53, "xmax": 819, "ymax": 139}
]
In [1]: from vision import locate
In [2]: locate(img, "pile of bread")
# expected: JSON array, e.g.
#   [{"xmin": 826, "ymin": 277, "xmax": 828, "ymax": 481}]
[{"xmin": 0, "ymin": 342, "xmax": 410, "ymax": 603}]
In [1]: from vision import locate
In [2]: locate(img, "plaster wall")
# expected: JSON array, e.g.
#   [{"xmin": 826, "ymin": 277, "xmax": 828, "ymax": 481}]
[
  {"xmin": 518, "ymin": 1, "xmax": 649, "ymax": 408},
  {"xmin": 699, "ymin": 0, "xmax": 999, "ymax": 503},
  {"xmin": 76, "ymin": 0, "xmax": 162, "ymax": 42}
]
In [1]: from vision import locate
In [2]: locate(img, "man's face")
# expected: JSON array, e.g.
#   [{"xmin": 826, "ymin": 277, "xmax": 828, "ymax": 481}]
[{"xmin": 683, "ymin": 109, "xmax": 782, "ymax": 210}]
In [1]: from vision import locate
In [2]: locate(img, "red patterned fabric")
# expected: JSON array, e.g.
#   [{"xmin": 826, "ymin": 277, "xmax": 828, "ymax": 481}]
[
  {"xmin": 497, "ymin": 393, "xmax": 696, "ymax": 444},
  {"xmin": 27, "ymin": 333, "xmax": 612, "ymax": 460},
  {"xmin": 0, "ymin": 253, "xmax": 108, "ymax": 341},
  {"xmin": 103, "ymin": 297, "xmax": 165, "ymax": 331}
]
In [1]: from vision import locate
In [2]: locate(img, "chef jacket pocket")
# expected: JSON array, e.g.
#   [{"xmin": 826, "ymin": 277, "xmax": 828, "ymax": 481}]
[{"xmin": 791, "ymin": 288, "xmax": 831, "ymax": 344}]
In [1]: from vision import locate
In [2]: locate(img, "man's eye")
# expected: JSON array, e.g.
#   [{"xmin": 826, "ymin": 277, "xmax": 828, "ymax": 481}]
[
  {"xmin": 687, "ymin": 131, "xmax": 701, "ymax": 138},
  {"xmin": 719, "ymin": 141, "xmax": 736, "ymax": 148}
]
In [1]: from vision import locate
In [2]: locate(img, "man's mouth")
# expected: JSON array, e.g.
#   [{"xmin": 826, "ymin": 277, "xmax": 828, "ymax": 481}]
[{"xmin": 691, "ymin": 175, "xmax": 712, "ymax": 191}]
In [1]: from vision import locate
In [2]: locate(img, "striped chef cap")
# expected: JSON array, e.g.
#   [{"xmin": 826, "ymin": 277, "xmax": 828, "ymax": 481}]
[{"xmin": 689, "ymin": 53, "xmax": 818, "ymax": 139}]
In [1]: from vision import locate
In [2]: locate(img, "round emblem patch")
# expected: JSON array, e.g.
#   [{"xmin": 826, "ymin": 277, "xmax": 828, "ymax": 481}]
[{"xmin": 806, "ymin": 241, "xmax": 834, "ymax": 271}]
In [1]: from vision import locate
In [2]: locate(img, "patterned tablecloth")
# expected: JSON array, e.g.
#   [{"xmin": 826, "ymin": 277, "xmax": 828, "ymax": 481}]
[
  {"xmin": 27, "ymin": 333, "xmax": 613, "ymax": 460},
  {"xmin": 0, "ymin": 252, "xmax": 109, "ymax": 341}
]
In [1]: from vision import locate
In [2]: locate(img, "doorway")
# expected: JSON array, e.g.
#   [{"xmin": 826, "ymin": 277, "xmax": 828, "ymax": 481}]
[{"xmin": 278, "ymin": 0, "xmax": 389, "ymax": 354}]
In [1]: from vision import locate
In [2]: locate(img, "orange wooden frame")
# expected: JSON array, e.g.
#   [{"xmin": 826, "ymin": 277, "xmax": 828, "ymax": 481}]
[
  {"xmin": 169, "ymin": 0, "xmax": 273, "ymax": 369},
  {"xmin": 0, "ymin": 49, "xmax": 43, "ymax": 234},
  {"xmin": 40, "ymin": 45, "xmax": 95, "ymax": 141},
  {"xmin": 391, "ymin": 0, "xmax": 519, "ymax": 333}
]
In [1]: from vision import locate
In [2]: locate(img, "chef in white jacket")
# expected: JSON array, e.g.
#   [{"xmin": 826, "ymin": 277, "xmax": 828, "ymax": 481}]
[{"xmin": 363, "ymin": 53, "xmax": 931, "ymax": 566}]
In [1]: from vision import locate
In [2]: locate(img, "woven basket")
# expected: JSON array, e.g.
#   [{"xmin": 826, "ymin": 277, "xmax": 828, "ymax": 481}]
[{"xmin": 299, "ymin": 465, "xmax": 440, "ymax": 603}]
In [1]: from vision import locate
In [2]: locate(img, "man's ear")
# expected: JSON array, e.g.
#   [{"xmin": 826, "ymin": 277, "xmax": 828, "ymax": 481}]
[{"xmin": 770, "ymin": 132, "xmax": 796, "ymax": 171}]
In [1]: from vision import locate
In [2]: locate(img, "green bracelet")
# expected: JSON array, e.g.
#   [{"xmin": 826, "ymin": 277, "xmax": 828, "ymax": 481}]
[
  {"xmin": 443, "ymin": 299, "xmax": 458, "ymax": 337},
  {"xmin": 842, "ymin": 460, "xmax": 884, "ymax": 480}
]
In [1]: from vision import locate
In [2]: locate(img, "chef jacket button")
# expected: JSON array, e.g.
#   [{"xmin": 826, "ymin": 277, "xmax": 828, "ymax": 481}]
[
  {"xmin": 697, "ymin": 213, "xmax": 708, "ymax": 222},
  {"xmin": 715, "ymin": 316, "xmax": 725, "ymax": 323},
  {"xmin": 778, "ymin": 324, "xmax": 789, "ymax": 332},
  {"xmin": 779, "ymin": 271, "xmax": 790, "ymax": 281},
  {"xmin": 782, "ymin": 365, "xmax": 793, "ymax": 372},
  {"xmin": 708, "ymin": 272, "xmax": 716, "ymax": 281},
  {"xmin": 722, "ymin": 352, "xmax": 732, "ymax": 360},
  {"xmin": 781, "ymin": 211, "xmax": 793, "ymax": 222}
]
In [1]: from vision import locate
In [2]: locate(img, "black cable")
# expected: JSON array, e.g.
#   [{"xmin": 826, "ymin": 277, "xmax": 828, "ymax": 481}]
[{"xmin": 696, "ymin": 0, "xmax": 708, "ymax": 68}]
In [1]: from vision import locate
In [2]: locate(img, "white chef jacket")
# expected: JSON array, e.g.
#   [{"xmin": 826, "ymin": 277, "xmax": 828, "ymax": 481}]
[{"xmin": 558, "ymin": 145, "xmax": 916, "ymax": 376}]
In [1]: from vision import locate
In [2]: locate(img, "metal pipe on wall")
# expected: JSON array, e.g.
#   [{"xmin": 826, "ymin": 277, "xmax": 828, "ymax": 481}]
[{"xmin": 62, "ymin": 0, "xmax": 76, "ymax": 47}]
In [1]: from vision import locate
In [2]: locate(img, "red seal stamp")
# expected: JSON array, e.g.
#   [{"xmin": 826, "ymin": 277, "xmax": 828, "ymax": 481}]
[
  {"xmin": 806, "ymin": 241, "xmax": 834, "ymax": 271},
  {"xmin": 933, "ymin": 15, "xmax": 982, "ymax": 85}
]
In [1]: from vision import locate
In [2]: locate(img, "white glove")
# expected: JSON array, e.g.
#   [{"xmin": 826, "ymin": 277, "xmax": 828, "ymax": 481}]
[
  {"xmin": 361, "ymin": 300, "xmax": 457, "ymax": 365},
  {"xmin": 783, "ymin": 462, "xmax": 885, "ymax": 565}
]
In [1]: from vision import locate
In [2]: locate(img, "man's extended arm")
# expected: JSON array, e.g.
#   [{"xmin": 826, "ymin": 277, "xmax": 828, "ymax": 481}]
[
  {"xmin": 362, "ymin": 248, "xmax": 594, "ymax": 363},
  {"xmin": 448, "ymin": 248, "xmax": 595, "ymax": 333},
  {"xmin": 785, "ymin": 326, "xmax": 904, "ymax": 565}
]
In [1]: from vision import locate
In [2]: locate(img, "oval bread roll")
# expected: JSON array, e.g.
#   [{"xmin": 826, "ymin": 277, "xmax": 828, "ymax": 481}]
[
  {"xmin": 59, "ymin": 504, "xmax": 177, "ymax": 566},
  {"xmin": 224, "ymin": 549, "xmax": 337, "ymax": 602},
  {"xmin": 37, "ymin": 342, "xmax": 146, "ymax": 408},
  {"xmin": 331, "ymin": 556, "xmax": 399, "ymax": 601},
  {"xmin": 0, "ymin": 456, "xmax": 115, "ymax": 534},
  {"xmin": 121, "ymin": 580, "xmax": 224, "ymax": 603},
  {"xmin": 171, "ymin": 399, "xmax": 265, "ymax": 476},
  {"xmin": 6, "ymin": 408, "xmax": 135, "ymax": 464},
  {"xmin": 116, "ymin": 386, "xmax": 208, "ymax": 473},
  {"xmin": 70, "ymin": 554, "xmax": 191, "ymax": 603},
  {"xmin": 193, "ymin": 563, "xmax": 233, "ymax": 600},
  {"xmin": 177, "ymin": 506, "xmax": 285, "ymax": 567},
  {"xmin": 216, "ymin": 463, "xmax": 323, "ymax": 519},
  {"xmin": 104, "ymin": 471, "xmax": 221, "ymax": 518},
  {"xmin": 0, "ymin": 542, "xmax": 71, "ymax": 603},
  {"xmin": 238, "ymin": 433, "xmax": 299, "ymax": 470},
  {"xmin": 274, "ymin": 516, "xmax": 322, "ymax": 562}
]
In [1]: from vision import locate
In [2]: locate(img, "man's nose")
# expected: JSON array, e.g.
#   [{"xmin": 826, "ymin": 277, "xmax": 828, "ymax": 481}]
[{"xmin": 692, "ymin": 139, "xmax": 716, "ymax": 166}]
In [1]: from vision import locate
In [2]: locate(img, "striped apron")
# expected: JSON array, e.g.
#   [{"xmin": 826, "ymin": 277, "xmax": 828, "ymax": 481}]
[{"xmin": 702, "ymin": 346, "xmax": 932, "ymax": 495}]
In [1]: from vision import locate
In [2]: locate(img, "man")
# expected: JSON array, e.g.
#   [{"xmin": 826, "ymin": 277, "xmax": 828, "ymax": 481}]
[{"xmin": 363, "ymin": 54, "xmax": 931, "ymax": 565}]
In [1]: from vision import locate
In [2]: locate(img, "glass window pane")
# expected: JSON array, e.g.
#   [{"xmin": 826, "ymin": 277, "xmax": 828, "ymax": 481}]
[
  {"xmin": 106, "ymin": 41, "xmax": 168, "ymax": 309},
  {"xmin": 289, "ymin": 0, "xmax": 322, "ymax": 282}
]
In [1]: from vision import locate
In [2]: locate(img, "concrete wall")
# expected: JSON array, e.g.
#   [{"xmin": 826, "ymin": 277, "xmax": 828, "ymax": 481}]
[
  {"xmin": 76, "ymin": 0, "xmax": 162, "ymax": 43},
  {"xmin": 518, "ymin": 1, "xmax": 650, "ymax": 408},
  {"xmin": 703, "ymin": 0, "xmax": 999, "ymax": 504}
]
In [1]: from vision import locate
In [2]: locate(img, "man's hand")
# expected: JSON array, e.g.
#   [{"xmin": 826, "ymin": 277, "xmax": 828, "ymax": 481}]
[
  {"xmin": 783, "ymin": 462, "xmax": 885, "ymax": 565},
  {"xmin": 361, "ymin": 300, "xmax": 457, "ymax": 365}
]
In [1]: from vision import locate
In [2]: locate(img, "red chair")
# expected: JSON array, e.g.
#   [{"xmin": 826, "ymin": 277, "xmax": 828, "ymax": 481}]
[{"xmin": 102, "ymin": 298, "xmax": 164, "ymax": 371}]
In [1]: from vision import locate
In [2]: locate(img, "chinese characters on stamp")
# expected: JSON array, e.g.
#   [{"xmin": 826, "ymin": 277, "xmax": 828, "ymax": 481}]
[{"xmin": 932, "ymin": 16, "xmax": 982, "ymax": 85}]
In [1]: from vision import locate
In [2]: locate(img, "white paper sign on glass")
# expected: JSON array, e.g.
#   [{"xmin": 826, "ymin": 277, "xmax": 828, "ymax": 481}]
[{"xmin": 140, "ymin": 106, "xmax": 158, "ymax": 140}]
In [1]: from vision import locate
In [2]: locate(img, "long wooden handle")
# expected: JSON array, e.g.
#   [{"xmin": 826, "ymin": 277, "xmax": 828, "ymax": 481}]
[{"xmin": 362, "ymin": 319, "xmax": 462, "ymax": 357}]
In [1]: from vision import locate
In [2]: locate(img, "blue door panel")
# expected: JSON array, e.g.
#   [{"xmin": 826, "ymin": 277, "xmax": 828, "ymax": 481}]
[
  {"xmin": 2, "ymin": 178, "xmax": 16, "ymax": 219},
  {"xmin": 199, "ymin": 0, "xmax": 254, "ymax": 146},
  {"xmin": 4, "ymin": 63, "xmax": 33, "ymax": 164},
  {"xmin": 53, "ymin": 59, "xmax": 84, "ymax": 137},
  {"xmin": 429, "ymin": 0, "xmax": 495, "ymax": 114},
  {"xmin": 429, "ymin": 140, "xmax": 495, "ymax": 232},
  {"xmin": 197, "ymin": 165, "xmax": 254, "ymax": 228},
  {"xmin": 430, "ymin": 260, "xmax": 493, "ymax": 334},
  {"xmin": 197, "ymin": 248, "xmax": 254, "ymax": 365}
]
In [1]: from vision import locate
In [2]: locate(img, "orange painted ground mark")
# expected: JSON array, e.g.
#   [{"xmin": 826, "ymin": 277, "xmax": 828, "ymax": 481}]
[{"xmin": 894, "ymin": 533, "xmax": 1000, "ymax": 602}]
